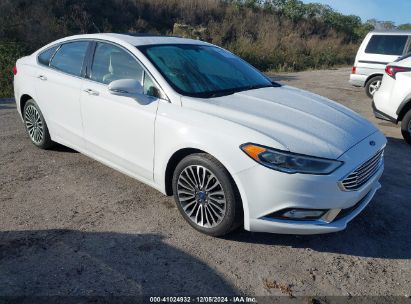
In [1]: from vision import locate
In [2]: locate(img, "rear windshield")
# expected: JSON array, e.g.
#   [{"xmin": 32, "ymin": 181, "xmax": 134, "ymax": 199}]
[{"xmin": 365, "ymin": 35, "xmax": 408, "ymax": 55}]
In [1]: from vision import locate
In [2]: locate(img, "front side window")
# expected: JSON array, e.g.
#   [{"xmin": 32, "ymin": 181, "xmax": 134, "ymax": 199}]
[
  {"xmin": 50, "ymin": 41, "xmax": 89, "ymax": 76},
  {"xmin": 38, "ymin": 46, "xmax": 58, "ymax": 66},
  {"xmin": 365, "ymin": 35, "xmax": 408, "ymax": 55},
  {"xmin": 143, "ymin": 72, "xmax": 160, "ymax": 97},
  {"xmin": 138, "ymin": 44, "xmax": 274, "ymax": 98},
  {"xmin": 90, "ymin": 42, "xmax": 143, "ymax": 85}
]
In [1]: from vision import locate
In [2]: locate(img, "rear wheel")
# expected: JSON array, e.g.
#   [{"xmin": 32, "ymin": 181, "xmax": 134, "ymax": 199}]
[
  {"xmin": 172, "ymin": 153, "xmax": 242, "ymax": 237},
  {"xmin": 401, "ymin": 110, "xmax": 411, "ymax": 145},
  {"xmin": 365, "ymin": 76, "xmax": 382, "ymax": 98},
  {"xmin": 23, "ymin": 99, "xmax": 54, "ymax": 149}
]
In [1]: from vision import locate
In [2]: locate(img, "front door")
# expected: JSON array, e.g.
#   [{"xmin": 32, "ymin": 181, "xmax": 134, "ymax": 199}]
[{"xmin": 80, "ymin": 42, "xmax": 162, "ymax": 181}]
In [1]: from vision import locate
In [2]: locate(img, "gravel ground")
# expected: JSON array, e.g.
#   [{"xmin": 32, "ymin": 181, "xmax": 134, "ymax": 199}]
[{"xmin": 0, "ymin": 67, "xmax": 410, "ymax": 298}]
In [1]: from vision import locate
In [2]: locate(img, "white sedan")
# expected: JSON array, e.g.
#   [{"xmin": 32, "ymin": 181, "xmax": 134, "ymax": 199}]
[{"xmin": 13, "ymin": 34, "xmax": 386, "ymax": 236}]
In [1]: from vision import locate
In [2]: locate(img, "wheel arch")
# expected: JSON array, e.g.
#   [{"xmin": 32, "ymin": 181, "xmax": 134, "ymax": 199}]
[
  {"xmin": 163, "ymin": 147, "xmax": 246, "ymax": 225},
  {"xmin": 164, "ymin": 147, "xmax": 205, "ymax": 196},
  {"xmin": 19, "ymin": 94, "xmax": 33, "ymax": 117},
  {"xmin": 397, "ymin": 98, "xmax": 411, "ymax": 121},
  {"xmin": 364, "ymin": 73, "xmax": 383, "ymax": 87}
]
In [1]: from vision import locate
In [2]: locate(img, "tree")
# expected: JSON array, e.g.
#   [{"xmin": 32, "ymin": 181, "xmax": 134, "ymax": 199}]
[{"xmin": 398, "ymin": 23, "xmax": 411, "ymax": 30}]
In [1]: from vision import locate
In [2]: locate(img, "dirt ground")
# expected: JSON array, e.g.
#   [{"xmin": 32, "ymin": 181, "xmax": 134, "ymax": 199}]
[{"xmin": 0, "ymin": 67, "xmax": 410, "ymax": 299}]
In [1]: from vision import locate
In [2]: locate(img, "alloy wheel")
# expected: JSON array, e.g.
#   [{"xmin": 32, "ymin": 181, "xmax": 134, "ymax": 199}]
[
  {"xmin": 369, "ymin": 80, "xmax": 381, "ymax": 96},
  {"xmin": 25, "ymin": 105, "xmax": 44, "ymax": 144},
  {"xmin": 176, "ymin": 165, "xmax": 227, "ymax": 228}
]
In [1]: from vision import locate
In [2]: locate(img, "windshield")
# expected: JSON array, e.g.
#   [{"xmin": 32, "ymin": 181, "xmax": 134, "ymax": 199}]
[{"xmin": 138, "ymin": 44, "xmax": 277, "ymax": 98}]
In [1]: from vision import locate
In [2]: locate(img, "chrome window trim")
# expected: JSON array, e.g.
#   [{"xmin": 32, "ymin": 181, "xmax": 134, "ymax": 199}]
[
  {"xmin": 86, "ymin": 39, "xmax": 169, "ymax": 102},
  {"xmin": 35, "ymin": 38, "xmax": 169, "ymax": 102},
  {"xmin": 36, "ymin": 39, "xmax": 92, "ymax": 81}
]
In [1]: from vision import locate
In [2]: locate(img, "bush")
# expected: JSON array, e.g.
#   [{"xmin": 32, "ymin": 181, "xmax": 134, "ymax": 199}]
[
  {"xmin": 0, "ymin": 43, "xmax": 25, "ymax": 98},
  {"xmin": 0, "ymin": 0, "xmax": 372, "ymax": 97}
]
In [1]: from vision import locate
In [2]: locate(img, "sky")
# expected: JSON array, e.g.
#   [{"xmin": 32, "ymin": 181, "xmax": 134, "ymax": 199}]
[{"xmin": 301, "ymin": 0, "xmax": 410, "ymax": 25}]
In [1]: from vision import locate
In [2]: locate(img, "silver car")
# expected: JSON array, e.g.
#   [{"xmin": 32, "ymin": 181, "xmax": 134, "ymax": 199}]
[{"xmin": 350, "ymin": 30, "xmax": 411, "ymax": 98}]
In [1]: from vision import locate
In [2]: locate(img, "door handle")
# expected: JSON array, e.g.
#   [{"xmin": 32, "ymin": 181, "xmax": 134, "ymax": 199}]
[
  {"xmin": 84, "ymin": 88, "xmax": 99, "ymax": 96},
  {"xmin": 38, "ymin": 75, "xmax": 47, "ymax": 81}
]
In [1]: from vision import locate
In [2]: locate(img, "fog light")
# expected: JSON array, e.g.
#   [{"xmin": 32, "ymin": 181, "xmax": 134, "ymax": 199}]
[{"xmin": 283, "ymin": 209, "xmax": 325, "ymax": 219}]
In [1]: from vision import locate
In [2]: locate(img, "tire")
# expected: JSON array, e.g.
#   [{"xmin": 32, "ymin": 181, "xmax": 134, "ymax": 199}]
[
  {"xmin": 401, "ymin": 110, "xmax": 411, "ymax": 145},
  {"xmin": 172, "ymin": 153, "xmax": 242, "ymax": 237},
  {"xmin": 23, "ymin": 99, "xmax": 54, "ymax": 149},
  {"xmin": 365, "ymin": 76, "xmax": 382, "ymax": 99}
]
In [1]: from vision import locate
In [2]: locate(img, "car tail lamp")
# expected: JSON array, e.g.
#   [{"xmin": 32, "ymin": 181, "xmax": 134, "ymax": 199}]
[
  {"xmin": 385, "ymin": 65, "xmax": 411, "ymax": 79},
  {"xmin": 12, "ymin": 65, "xmax": 17, "ymax": 75},
  {"xmin": 351, "ymin": 66, "xmax": 356, "ymax": 74}
]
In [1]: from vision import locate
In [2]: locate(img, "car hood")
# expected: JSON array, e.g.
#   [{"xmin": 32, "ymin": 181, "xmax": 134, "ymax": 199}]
[{"xmin": 181, "ymin": 86, "xmax": 378, "ymax": 159}]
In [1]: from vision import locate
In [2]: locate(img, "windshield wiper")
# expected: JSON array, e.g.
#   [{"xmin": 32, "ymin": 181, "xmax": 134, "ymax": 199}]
[{"xmin": 197, "ymin": 83, "xmax": 281, "ymax": 99}]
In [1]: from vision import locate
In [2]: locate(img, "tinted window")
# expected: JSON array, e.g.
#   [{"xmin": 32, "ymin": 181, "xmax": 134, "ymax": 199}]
[
  {"xmin": 365, "ymin": 35, "xmax": 408, "ymax": 55},
  {"xmin": 38, "ymin": 46, "xmax": 58, "ymax": 66},
  {"xmin": 50, "ymin": 42, "xmax": 89, "ymax": 76},
  {"xmin": 90, "ymin": 43, "xmax": 143, "ymax": 84},
  {"xmin": 139, "ymin": 44, "xmax": 274, "ymax": 98},
  {"xmin": 143, "ymin": 72, "xmax": 160, "ymax": 97}
]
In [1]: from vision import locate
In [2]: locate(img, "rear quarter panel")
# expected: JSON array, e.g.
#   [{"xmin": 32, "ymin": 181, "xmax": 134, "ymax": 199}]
[{"xmin": 14, "ymin": 56, "xmax": 39, "ymax": 118}]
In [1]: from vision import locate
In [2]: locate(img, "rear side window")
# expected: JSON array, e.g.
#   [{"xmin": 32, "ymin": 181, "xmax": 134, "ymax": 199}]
[
  {"xmin": 50, "ymin": 41, "xmax": 89, "ymax": 76},
  {"xmin": 365, "ymin": 35, "xmax": 408, "ymax": 55},
  {"xmin": 38, "ymin": 46, "xmax": 58, "ymax": 66}
]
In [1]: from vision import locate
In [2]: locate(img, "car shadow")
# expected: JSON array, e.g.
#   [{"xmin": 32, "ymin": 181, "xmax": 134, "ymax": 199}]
[
  {"xmin": 0, "ymin": 98, "xmax": 16, "ymax": 110},
  {"xmin": 0, "ymin": 229, "xmax": 238, "ymax": 297},
  {"xmin": 225, "ymin": 136, "xmax": 411, "ymax": 260},
  {"xmin": 50, "ymin": 143, "xmax": 78, "ymax": 153}
]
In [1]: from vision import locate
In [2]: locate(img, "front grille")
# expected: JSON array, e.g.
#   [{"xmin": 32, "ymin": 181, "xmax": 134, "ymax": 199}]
[{"xmin": 340, "ymin": 149, "xmax": 384, "ymax": 191}]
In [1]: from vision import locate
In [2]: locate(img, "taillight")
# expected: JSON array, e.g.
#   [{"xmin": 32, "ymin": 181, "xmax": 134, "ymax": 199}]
[
  {"xmin": 12, "ymin": 65, "xmax": 17, "ymax": 75},
  {"xmin": 385, "ymin": 65, "xmax": 411, "ymax": 79},
  {"xmin": 351, "ymin": 66, "xmax": 356, "ymax": 74}
]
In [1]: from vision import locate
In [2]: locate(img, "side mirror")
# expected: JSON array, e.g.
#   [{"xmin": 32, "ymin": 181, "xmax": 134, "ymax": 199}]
[{"xmin": 108, "ymin": 79, "xmax": 143, "ymax": 97}]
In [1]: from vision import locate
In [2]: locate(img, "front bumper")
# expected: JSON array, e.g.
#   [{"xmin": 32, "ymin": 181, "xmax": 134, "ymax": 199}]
[{"xmin": 235, "ymin": 131, "xmax": 386, "ymax": 234}]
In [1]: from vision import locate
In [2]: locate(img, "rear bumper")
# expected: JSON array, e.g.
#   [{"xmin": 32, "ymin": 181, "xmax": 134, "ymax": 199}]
[
  {"xmin": 349, "ymin": 74, "xmax": 367, "ymax": 87},
  {"xmin": 372, "ymin": 101, "xmax": 397, "ymax": 123}
]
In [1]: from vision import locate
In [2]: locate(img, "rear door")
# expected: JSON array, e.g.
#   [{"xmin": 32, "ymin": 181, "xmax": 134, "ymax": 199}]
[{"xmin": 35, "ymin": 41, "xmax": 91, "ymax": 149}]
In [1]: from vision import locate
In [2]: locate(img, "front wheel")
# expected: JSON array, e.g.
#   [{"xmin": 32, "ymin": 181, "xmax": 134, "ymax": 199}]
[
  {"xmin": 172, "ymin": 153, "xmax": 242, "ymax": 237},
  {"xmin": 365, "ymin": 76, "xmax": 382, "ymax": 98},
  {"xmin": 401, "ymin": 110, "xmax": 411, "ymax": 145},
  {"xmin": 23, "ymin": 99, "xmax": 54, "ymax": 149}
]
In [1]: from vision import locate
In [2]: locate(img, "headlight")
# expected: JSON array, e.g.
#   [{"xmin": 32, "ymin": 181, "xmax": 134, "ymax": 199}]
[{"xmin": 240, "ymin": 143, "xmax": 343, "ymax": 175}]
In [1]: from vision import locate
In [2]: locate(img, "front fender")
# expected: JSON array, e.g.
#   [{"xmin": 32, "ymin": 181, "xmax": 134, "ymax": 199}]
[{"xmin": 153, "ymin": 102, "xmax": 286, "ymax": 230}]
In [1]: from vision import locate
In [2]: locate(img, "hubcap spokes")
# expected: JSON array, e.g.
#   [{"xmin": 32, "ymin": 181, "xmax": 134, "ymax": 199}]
[
  {"xmin": 369, "ymin": 80, "xmax": 381, "ymax": 95},
  {"xmin": 25, "ymin": 105, "xmax": 44, "ymax": 144},
  {"xmin": 177, "ymin": 165, "xmax": 226, "ymax": 228}
]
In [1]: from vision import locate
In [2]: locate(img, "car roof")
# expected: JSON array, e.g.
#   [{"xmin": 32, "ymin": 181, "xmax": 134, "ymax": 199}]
[
  {"xmin": 60, "ymin": 33, "xmax": 210, "ymax": 47},
  {"xmin": 369, "ymin": 30, "xmax": 411, "ymax": 35}
]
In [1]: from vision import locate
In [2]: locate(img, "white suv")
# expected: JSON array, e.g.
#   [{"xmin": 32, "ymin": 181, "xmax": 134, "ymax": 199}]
[
  {"xmin": 373, "ymin": 53, "xmax": 411, "ymax": 144},
  {"xmin": 350, "ymin": 31, "xmax": 411, "ymax": 98}
]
